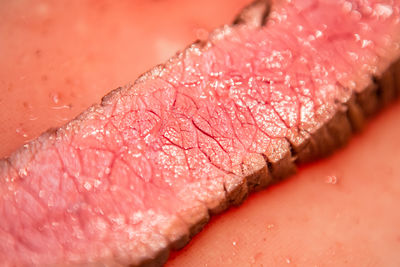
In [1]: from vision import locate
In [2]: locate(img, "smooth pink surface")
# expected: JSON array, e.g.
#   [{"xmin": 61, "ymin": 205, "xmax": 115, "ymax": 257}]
[{"xmin": 1, "ymin": 0, "xmax": 400, "ymax": 266}]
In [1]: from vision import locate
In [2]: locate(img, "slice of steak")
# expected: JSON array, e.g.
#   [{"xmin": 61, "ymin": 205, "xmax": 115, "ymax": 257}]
[{"xmin": 1, "ymin": 0, "xmax": 400, "ymax": 266}]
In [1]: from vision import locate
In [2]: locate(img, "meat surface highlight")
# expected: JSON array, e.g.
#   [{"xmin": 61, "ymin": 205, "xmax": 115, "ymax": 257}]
[{"xmin": 1, "ymin": 0, "xmax": 400, "ymax": 266}]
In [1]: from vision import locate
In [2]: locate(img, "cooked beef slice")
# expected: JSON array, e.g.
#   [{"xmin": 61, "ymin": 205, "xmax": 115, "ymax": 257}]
[{"xmin": 1, "ymin": 0, "xmax": 400, "ymax": 266}]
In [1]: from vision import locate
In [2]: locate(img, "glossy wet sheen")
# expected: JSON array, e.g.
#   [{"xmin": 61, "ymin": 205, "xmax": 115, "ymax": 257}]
[{"xmin": 1, "ymin": 0, "xmax": 400, "ymax": 266}]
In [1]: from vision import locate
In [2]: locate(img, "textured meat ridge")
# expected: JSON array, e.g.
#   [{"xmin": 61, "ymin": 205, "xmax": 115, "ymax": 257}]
[{"xmin": 1, "ymin": 0, "xmax": 400, "ymax": 266}]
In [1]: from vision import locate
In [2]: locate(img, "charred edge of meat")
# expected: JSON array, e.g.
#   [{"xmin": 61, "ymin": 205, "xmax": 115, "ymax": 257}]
[
  {"xmin": 101, "ymin": 86, "xmax": 125, "ymax": 106},
  {"xmin": 136, "ymin": 59, "xmax": 400, "ymax": 266},
  {"xmin": 150, "ymin": 58, "xmax": 400, "ymax": 265},
  {"xmin": 346, "ymin": 94, "xmax": 366, "ymax": 132},
  {"xmin": 375, "ymin": 65, "xmax": 397, "ymax": 106},
  {"xmin": 278, "ymin": 61, "xmax": 400, "ymax": 166},
  {"xmin": 233, "ymin": 0, "xmax": 272, "ymax": 27},
  {"xmin": 210, "ymin": 57, "xmax": 400, "ymax": 219},
  {"xmin": 243, "ymin": 153, "xmax": 273, "ymax": 193},
  {"xmin": 224, "ymin": 176, "xmax": 248, "ymax": 206},
  {"xmin": 134, "ymin": 248, "xmax": 170, "ymax": 267},
  {"xmin": 355, "ymin": 62, "xmax": 399, "ymax": 120},
  {"xmin": 298, "ymin": 61, "xmax": 399, "ymax": 166}
]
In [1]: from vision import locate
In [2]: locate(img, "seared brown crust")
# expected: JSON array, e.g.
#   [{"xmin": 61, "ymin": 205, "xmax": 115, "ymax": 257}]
[
  {"xmin": 233, "ymin": 0, "xmax": 272, "ymax": 27},
  {"xmin": 144, "ymin": 1, "xmax": 400, "ymax": 266}
]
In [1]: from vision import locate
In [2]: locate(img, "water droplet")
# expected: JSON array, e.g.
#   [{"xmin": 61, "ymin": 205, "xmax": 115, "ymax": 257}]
[
  {"xmin": 18, "ymin": 168, "xmax": 28, "ymax": 177},
  {"xmin": 347, "ymin": 51, "xmax": 358, "ymax": 61},
  {"xmin": 232, "ymin": 241, "xmax": 237, "ymax": 246},
  {"xmin": 94, "ymin": 179, "xmax": 102, "ymax": 188},
  {"xmin": 286, "ymin": 258, "xmax": 291, "ymax": 264},
  {"xmin": 361, "ymin": 39, "xmax": 372, "ymax": 48},
  {"xmin": 29, "ymin": 116, "xmax": 38, "ymax": 121},
  {"xmin": 374, "ymin": 3, "xmax": 393, "ymax": 18},
  {"xmin": 95, "ymin": 207, "xmax": 104, "ymax": 215},
  {"xmin": 61, "ymin": 116, "xmax": 71, "ymax": 121},
  {"xmin": 50, "ymin": 92, "xmax": 60, "ymax": 104},
  {"xmin": 267, "ymin": 224, "xmax": 275, "ymax": 229},
  {"xmin": 16, "ymin": 127, "xmax": 28, "ymax": 138},
  {"xmin": 296, "ymin": 25, "xmax": 303, "ymax": 32},
  {"xmin": 130, "ymin": 211, "xmax": 143, "ymax": 224},
  {"xmin": 325, "ymin": 175, "xmax": 338, "ymax": 185},
  {"xmin": 83, "ymin": 182, "xmax": 92, "ymax": 191},
  {"xmin": 51, "ymin": 105, "xmax": 71, "ymax": 110}
]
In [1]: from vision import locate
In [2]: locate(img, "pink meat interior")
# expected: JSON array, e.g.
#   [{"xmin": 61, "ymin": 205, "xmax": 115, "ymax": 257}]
[{"xmin": 1, "ymin": 0, "xmax": 400, "ymax": 265}]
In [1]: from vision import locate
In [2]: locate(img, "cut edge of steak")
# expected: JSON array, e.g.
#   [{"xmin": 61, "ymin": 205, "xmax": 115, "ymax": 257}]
[
  {"xmin": 140, "ymin": 2, "xmax": 400, "ymax": 266},
  {"xmin": 92, "ymin": 1, "xmax": 400, "ymax": 264},
  {"xmin": 1, "ymin": 0, "xmax": 400, "ymax": 266}
]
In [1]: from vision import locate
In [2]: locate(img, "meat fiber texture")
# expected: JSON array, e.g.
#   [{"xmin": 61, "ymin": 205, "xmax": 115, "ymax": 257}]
[{"xmin": 1, "ymin": 0, "xmax": 400, "ymax": 266}]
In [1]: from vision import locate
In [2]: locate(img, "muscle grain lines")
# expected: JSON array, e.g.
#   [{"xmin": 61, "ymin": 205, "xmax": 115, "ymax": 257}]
[{"xmin": 1, "ymin": 0, "xmax": 400, "ymax": 266}]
